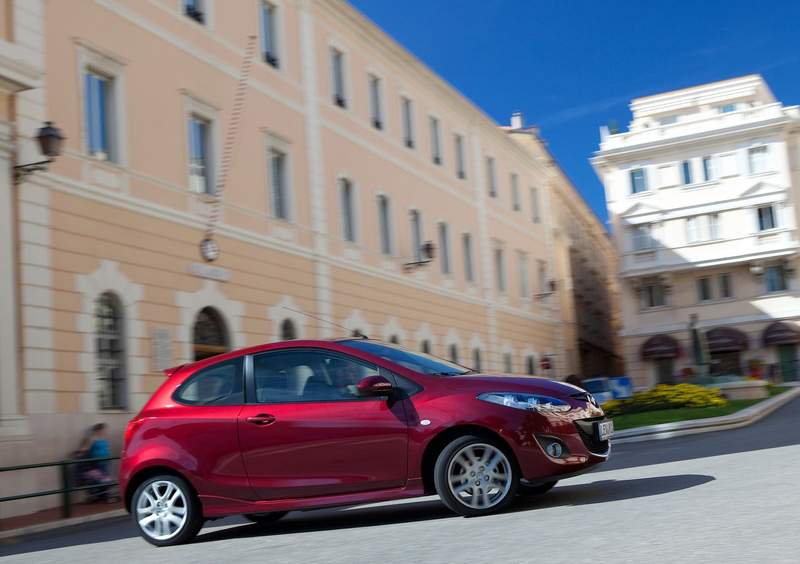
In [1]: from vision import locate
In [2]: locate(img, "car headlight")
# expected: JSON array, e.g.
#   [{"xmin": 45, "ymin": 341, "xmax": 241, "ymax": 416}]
[{"xmin": 477, "ymin": 392, "xmax": 572, "ymax": 412}]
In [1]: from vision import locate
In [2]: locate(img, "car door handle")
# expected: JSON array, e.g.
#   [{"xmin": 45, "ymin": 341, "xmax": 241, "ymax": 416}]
[{"xmin": 246, "ymin": 414, "xmax": 277, "ymax": 426}]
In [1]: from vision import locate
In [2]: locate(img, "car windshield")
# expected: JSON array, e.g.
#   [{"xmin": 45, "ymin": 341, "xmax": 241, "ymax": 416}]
[{"xmin": 340, "ymin": 340, "xmax": 476, "ymax": 376}]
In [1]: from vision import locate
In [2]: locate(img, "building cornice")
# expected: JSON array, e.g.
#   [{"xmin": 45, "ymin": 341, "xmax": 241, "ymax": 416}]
[
  {"xmin": 619, "ymin": 246, "xmax": 799, "ymax": 278},
  {"xmin": 592, "ymin": 115, "xmax": 793, "ymax": 165},
  {"xmin": 0, "ymin": 41, "xmax": 43, "ymax": 92}
]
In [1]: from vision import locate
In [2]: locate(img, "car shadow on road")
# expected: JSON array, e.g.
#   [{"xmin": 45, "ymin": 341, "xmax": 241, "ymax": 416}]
[
  {"xmin": 194, "ymin": 498, "xmax": 456, "ymax": 544},
  {"xmin": 0, "ymin": 474, "xmax": 714, "ymax": 555},
  {"xmin": 196, "ymin": 473, "xmax": 714, "ymax": 544},
  {"xmin": 508, "ymin": 474, "xmax": 715, "ymax": 513}
]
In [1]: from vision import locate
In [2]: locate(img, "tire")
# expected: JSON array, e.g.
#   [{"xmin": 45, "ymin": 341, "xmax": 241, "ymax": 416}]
[
  {"xmin": 434, "ymin": 435, "xmax": 519, "ymax": 517},
  {"xmin": 518, "ymin": 480, "xmax": 557, "ymax": 496},
  {"xmin": 243, "ymin": 511, "xmax": 289, "ymax": 525},
  {"xmin": 132, "ymin": 474, "xmax": 203, "ymax": 547}
]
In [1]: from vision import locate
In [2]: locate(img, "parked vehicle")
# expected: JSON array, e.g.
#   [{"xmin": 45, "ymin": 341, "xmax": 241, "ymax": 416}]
[
  {"xmin": 582, "ymin": 377, "xmax": 634, "ymax": 404},
  {"xmin": 581, "ymin": 378, "xmax": 614, "ymax": 404},
  {"xmin": 119, "ymin": 339, "xmax": 613, "ymax": 546}
]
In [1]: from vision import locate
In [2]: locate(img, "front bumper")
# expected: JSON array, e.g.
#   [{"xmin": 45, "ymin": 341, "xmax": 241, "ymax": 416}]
[{"xmin": 499, "ymin": 405, "xmax": 611, "ymax": 481}]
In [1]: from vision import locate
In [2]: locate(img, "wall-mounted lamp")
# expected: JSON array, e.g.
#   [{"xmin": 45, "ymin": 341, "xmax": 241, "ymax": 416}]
[
  {"xmin": 14, "ymin": 122, "xmax": 64, "ymax": 183},
  {"xmin": 534, "ymin": 279, "xmax": 558, "ymax": 300},
  {"xmin": 403, "ymin": 241, "xmax": 436, "ymax": 272}
]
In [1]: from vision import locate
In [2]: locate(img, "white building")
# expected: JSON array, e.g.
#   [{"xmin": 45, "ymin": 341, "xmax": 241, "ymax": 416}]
[{"xmin": 592, "ymin": 75, "xmax": 800, "ymax": 388}]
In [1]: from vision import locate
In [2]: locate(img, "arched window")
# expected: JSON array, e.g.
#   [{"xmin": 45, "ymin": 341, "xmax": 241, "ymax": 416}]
[
  {"xmin": 472, "ymin": 348, "xmax": 482, "ymax": 372},
  {"xmin": 280, "ymin": 319, "xmax": 297, "ymax": 340},
  {"xmin": 420, "ymin": 340, "xmax": 431, "ymax": 354},
  {"xmin": 96, "ymin": 292, "xmax": 126, "ymax": 410},
  {"xmin": 448, "ymin": 344, "xmax": 459, "ymax": 364},
  {"xmin": 193, "ymin": 307, "xmax": 229, "ymax": 361},
  {"xmin": 503, "ymin": 352, "xmax": 513, "ymax": 373},
  {"xmin": 351, "ymin": 329, "xmax": 363, "ymax": 338},
  {"xmin": 388, "ymin": 335, "xmax": 400, "ymax": 345},
  {"xmin": 526, "ymin": 356, "xmax": 536, "ymax": 376}
]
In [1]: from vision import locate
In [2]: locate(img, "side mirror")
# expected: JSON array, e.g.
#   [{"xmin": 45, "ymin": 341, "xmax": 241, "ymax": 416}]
[{"xmin": 357, "ymin": 375, "xmax": 394, "ymax": 396}]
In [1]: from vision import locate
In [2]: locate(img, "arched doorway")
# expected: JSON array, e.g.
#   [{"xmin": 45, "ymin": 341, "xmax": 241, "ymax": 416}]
[
  {"xmin": 193, "ymin": 307, "xmax": 229, "ymax": 361},
  {"xmin": 641, "ymin": 334, "xmax": 680, "ymax": 384},
  {"xmin": 706, "ymin": 327, "xmax": 748, "ymax": 377},
  {"xmin": 763, "ymin": 322, "xmax": 800, "ymax": 381}
]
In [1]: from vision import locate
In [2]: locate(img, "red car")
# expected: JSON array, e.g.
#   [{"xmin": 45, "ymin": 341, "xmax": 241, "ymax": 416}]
[{"xmin": 119, "ymin": 339, "xmax": 612, "ymax": 546}]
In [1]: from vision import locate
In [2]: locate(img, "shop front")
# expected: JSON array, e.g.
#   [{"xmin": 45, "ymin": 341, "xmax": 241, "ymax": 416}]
[
  {"xmin": 763, "ymin": 322, "xmax": 800, "ymax": 382},
  {"xmin": 706, "ymin": 327, "xmax": 749, "ymax": 377},
  {"xmin": 641, "ymin": 334, "xmax": 680, "ymax": 385}
]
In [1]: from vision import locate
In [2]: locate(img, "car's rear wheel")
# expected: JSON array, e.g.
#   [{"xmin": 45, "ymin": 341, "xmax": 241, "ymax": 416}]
[
  {"xmin": 434, "ymin": 435, "xmax": 519, "ymax": 517},
  {"xmin": 518, "ymin": 480, "xmax": 557, "ymax": 496},
  {"xmin": 132, "ymin": 474, "xmax": 203, "ymax": 546},
  {"xmin": 243, "ymin": 511, "xmax": 289, "ymax": 524}
]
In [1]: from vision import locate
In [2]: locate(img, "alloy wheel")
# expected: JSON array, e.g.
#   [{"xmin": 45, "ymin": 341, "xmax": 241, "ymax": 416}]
[
  {"xmin": 135, "ymin": 479, "xmax": 189, "ymax": 541},
  {"xmin": 446, "ymin": 442, "xmax": 512, "ymax": 510}
]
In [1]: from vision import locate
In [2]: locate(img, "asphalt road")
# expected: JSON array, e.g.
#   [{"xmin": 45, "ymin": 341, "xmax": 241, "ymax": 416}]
[{"xmin": 3, "ymin": 396, "xmax": 800, "ymax": 564}]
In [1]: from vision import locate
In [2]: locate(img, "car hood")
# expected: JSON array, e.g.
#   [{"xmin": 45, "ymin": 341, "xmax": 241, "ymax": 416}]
[{"xmin": 441, "ymin": 373, "xmax": 585, "ymax": 398}]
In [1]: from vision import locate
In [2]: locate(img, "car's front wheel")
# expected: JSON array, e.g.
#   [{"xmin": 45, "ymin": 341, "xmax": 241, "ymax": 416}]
[
  {"xmin": 132, "ymin": 474, "xmax": 203, "ymax": 546},
  {"xmin": 434, "ymin": 435, "xmax": 519, "ymax": 517}
]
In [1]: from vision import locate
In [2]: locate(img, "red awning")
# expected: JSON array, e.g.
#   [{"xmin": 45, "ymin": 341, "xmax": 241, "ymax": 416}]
[
  {"xmin": 706, "ymin": 327, "xmax": 748, "ymax": 353},
  {"xmin": 763, "ymin": 322, "xmax": 800, "ymax": 346},
  {"xmin": 641, "ymin": 334, "xmax": 680, "ymax": 359}
]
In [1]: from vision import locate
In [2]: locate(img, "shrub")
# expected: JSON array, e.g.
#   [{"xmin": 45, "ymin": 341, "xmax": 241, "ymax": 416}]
[{"xmin": 603, "ymin": 384, "xmax": 727, "ymax": 417}]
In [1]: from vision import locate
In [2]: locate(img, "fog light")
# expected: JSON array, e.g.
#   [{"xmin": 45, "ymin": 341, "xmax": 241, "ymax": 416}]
[{"xmin": 546, "ymin": 442, "xmax": 563, "ymax": 458}]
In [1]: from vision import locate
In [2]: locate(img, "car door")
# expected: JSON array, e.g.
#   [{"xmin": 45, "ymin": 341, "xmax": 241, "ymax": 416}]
[{"xmin": 237, "ymin": 348, "xmax": 409, "ymax": 501}]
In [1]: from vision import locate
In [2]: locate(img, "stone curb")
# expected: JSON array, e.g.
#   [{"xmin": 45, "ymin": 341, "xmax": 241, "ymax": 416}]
[
  {"xmin": 0, "ymin": 509, "xmax": 127, "ymax": 541},
  {"xmin": 613, "ymin": 384, "xmax": 800, "ymax": 444}
]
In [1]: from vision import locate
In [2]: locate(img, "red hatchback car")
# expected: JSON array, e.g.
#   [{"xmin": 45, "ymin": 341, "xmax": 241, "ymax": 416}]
[{"xmin": 119, "ymin": 339, "xmax": 613, "ymax": 546}]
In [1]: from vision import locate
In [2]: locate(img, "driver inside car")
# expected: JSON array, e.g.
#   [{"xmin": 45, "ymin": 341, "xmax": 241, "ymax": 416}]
[{"xmin": 328, "ymin": 359, "xmax": 360, "ymax": 398}]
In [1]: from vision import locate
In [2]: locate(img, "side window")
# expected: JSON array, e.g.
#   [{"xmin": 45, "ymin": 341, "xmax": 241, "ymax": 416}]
[
  {"xmin": 252, "ymin": 349, "xmax": 380, "ymax": 403},
  {"xmin": 173, "ymin": 358, "xmax": 244, "ymax": 406}
]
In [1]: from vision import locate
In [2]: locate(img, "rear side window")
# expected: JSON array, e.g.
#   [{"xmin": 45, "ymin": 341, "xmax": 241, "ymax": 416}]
[{"xmin": 173, "ymin": 358, "xmax": 244, "ymax": 406}]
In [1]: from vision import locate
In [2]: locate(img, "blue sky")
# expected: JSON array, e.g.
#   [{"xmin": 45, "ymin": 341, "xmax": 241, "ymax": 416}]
[{"xmin": 347, "ymin": 0, "xmax": 800, "ymax": 225}]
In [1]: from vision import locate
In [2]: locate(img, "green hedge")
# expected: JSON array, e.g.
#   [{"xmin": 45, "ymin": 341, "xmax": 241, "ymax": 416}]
[{"xmin": 603, "ymin": 383, "xmax": 727, "ymax": 418}]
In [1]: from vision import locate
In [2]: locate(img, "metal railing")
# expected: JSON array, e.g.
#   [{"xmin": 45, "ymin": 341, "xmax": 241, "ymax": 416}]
[{"xmin": 0, "ymin": 456, "xmax": 119, "ymax": 519}]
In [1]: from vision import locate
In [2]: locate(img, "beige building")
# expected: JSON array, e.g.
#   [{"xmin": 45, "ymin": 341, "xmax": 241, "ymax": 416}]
[
  {"xmin": 0, "ymin": 0, "xmax": 617, "ymax": 516},
  {"xmin": 593, "ymin": 75, "xmax": 800, "ymax": 389}
]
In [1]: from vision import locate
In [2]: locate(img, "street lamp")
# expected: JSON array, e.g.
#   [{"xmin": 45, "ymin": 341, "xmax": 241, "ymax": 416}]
[
  {"xmin": 534, "ymin": 279, "xmax": 558, "ymax": 300},
  {"xmin": 14, "ymin": 121, "xmax": 65, "ymax": 183},
  {"xmin": 403, "ymin": 241, "xmax": 436, "ymax": 272}
]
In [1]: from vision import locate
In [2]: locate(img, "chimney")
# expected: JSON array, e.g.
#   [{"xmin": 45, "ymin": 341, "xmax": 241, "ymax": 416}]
[{"xmin": 511, "ymin": 111, "xmax": 524, "ymax": 130}]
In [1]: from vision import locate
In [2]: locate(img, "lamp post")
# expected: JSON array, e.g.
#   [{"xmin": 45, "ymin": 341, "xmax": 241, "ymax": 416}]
[
  {"xmin": 14, "ymin": 121, "xmax": 64, "ymax": 183},
  {"xmin": 403, "ymin": 241, "xmax": 436, "ymax": 272}
]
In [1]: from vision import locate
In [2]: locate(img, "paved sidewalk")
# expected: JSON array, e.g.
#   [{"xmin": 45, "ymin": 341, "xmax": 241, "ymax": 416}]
[
  {"xmin": 0, "ymin": 499, "xmax": 126, "ymax": 542},
  {"xmin": 1, "ymin": 383, "xmax": 797, "ymax": 541}
]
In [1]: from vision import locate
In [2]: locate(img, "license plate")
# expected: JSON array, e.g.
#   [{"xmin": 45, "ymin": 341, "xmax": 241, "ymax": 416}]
[{"xmin": 596, "ymin": 419, "xmax": 614, "ymax": 441}]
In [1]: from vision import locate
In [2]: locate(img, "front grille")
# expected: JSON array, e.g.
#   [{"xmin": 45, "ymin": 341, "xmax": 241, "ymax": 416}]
[{"xmin": 573, "ymin": 419, "xmax": 610, "ymax": 455}]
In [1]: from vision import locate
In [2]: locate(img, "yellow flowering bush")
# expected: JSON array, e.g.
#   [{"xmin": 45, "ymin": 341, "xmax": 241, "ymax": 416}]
[{"xmin": 603, "ymin": 384, "xmax": 727, "ymax": 417}]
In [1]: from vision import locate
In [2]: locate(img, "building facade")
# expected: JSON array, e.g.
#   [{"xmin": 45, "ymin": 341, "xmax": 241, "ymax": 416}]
[
  {"xmin": 593, "ymin": 75, "xmax": 800, "ymax": 389},
  {"xmin": 0, "ymin": 0, "xmax": 617, "ymax": 516}
]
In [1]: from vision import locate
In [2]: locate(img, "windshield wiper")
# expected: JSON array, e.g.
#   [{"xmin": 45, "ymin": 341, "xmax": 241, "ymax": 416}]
[{"xmin": 430, "ymin": 370, "xmax": 478, "ymax": 376}]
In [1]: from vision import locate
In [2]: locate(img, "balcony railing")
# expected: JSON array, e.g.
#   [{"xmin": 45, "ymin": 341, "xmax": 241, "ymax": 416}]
[{"xmin": 601, "ymin": 103, "xmax": 787, "ymax": 150}]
